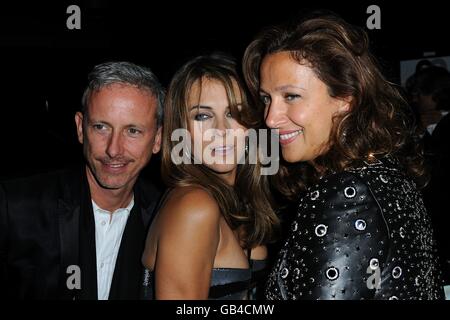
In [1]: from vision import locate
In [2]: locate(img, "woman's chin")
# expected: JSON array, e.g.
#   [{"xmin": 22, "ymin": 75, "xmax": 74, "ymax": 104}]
[
  {"xmin": 281, "ymin": 150, "xmax": 304, "ymax": 164},
  {"xmin": 206, "ymin": 163, "xmax": 237, "ymax": 175}
]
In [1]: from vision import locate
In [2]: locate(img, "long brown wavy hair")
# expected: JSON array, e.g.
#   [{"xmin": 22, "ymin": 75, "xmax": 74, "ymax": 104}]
[
  {"xmin": 161, "ymin": 53, "xmax": 279, "ymax": 248},
  {"xmin": 243, "ymin": 13, "xmax": 426, "ymax": 200}
]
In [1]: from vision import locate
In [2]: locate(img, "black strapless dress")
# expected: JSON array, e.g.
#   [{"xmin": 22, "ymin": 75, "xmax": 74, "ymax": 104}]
[{"xmin": 142, "ymin": 259, "xmax": 267, "ymax": 300}]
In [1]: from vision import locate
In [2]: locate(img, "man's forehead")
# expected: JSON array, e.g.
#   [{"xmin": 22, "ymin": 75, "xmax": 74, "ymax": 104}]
[
  {"xmin": 88, "ymin": 85, "xmax": 156, "ymax": 110},
  {"xmin": 93, "ymin": 83, "xmax": 155, "ymax": 99},
  {"xmin": 86, "ymin": 93, "xmax": 157, "ymax": 125}
]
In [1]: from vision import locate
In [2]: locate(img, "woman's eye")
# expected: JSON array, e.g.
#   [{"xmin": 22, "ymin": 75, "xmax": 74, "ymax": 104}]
[
  {"xmin": 260, "ymin": 95, "xmax": 271, "ymax": 105},
  {"xmin": 285, "ymin": 94, "xmax": 301, "ymax": 101},
  {"xmin": 226, "ymin": 111, "xmax": 233, "ymax": 118},
  {"xmin": 194, "ymin": 113, "xmax": 211, "ymax": 121}
]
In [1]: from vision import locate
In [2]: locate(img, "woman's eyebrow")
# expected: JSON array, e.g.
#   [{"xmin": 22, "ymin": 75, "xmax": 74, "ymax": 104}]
[
  {"xmin": 274, "ymin": 84, "xmax": 306, "ymax": 91},
  {"xmin": 189, "ymin": 105, "xmax": 213, "ymax": 111}
]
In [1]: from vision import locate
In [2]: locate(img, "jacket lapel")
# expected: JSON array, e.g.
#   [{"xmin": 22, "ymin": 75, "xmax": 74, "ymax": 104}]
[
  {"xmin": 107, "ymin": 178, "xmax": 161, "ymax": 300},
  {"xmin": 78, "ymin": 171, "xmax": 98, "ymax": 300},
  {"xmin": 57, "ymin": 200, "xmax": 80, "ymax": 299},
  {"xmin": 56, "ymin": 167, "xmax": 85, "ymax": 300},
  {"xmin": 57, "ymin": 166, "xmax": 98, "ymax": 300},
  {"xmin": 108, "ymin": 203, "xmax": 145, "ymax": 300}
]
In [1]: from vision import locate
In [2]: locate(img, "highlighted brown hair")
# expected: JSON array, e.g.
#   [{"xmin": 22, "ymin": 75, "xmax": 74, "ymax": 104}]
[{"xmin": 162, "ymin": 53, "xmax": 279, "ymax": 247}]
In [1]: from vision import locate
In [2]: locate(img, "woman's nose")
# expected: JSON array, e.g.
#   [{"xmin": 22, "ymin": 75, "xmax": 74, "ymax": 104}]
[{"xmin": 265, "ymin": 100, "xmax": 286, "ymax": 129}]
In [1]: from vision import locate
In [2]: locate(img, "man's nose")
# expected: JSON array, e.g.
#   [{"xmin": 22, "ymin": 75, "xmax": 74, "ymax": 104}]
[{"xmin": 106, "ymin": 132, "xmax": 124, "ymax": 158}]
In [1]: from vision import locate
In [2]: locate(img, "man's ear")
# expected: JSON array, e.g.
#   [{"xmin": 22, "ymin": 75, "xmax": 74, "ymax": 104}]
[
  {"xmin": 74, "ymin": 112, "xmax": 84, "ymax": 144},
  {"xmin": 152, "ymin": 126, "xmax": 162, "ymax": 154}
]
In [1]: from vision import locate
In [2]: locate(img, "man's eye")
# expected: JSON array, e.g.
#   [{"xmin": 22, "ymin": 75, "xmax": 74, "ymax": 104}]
[
  {"xmin": 194, "ymin": 113, "xmax": 211, "ymax": 121},
  {"xmin": 93, "ymin": 124, "xmax": 107, "ymax": 131},
  {"xmin": 128, "ymin": 128, "xmax": 141, "ymax": 135}
]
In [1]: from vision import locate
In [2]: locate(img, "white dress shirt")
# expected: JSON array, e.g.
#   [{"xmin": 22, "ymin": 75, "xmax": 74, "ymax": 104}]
[{"xmin": 92, "ymin": 197, "xmax": 134, "ymax": 300}]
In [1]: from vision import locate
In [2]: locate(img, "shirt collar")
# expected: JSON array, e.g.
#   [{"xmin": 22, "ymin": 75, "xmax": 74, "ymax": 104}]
[{"xmin": 92, "ymin": 195, "xmax": 135, "ymax": 215}]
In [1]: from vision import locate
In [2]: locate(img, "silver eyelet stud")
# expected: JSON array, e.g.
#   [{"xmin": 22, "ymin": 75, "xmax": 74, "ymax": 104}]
[
  {"xmin": 344, "ymin": 187, "xmax": 356, "ymax": 198},
  {"xmin": 355, "ymin": 219, "xmax": 367, "ymax": 231},
  {"xmin": 310, "ymin": 190, "xmax": 319, "ymax": 200},
  {"xmin": 325, "ymin": 267, "xmax": 339, "ymax": 281},
  {"xmin": 315, "ymin": 224, "xmax": 328, "ymax": 237},
  {"xmin": 402, "ymin": 183, "xmax": 412, "ymax": 193},
  {"xmin": 392, "ymin": 266, "xmax": 402, "ymax": 279},
  {"xmin": 415, "ymin": 276, "xmax": 420, "ymax": 286},
  {"xmin": 369, "ymin": 258, "xmax": 379, "ymax": 270},
  {"xmin": 389, "ymin": 296, "xmax": 398, "ymax": 300},
  {"xmin": 399, "ymin": 227, "xmax": 405, "ymax": 238},
  {"xmin": 281, "ymin": 268, "xmax": 289, "ymax": 279},
  {"xmin": 292, "ymin": 221, "xmax": 298, "ymax": 232},
  {"xmin": 380, "ymin": 175, "xmax": 388, "ymax": 183}
]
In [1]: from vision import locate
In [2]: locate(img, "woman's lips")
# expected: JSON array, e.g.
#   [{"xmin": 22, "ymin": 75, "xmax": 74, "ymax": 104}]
[
  {"xmin": 278, "ymin": 129, "xmax": 303, "ymax": 145},
  {"xmin": 211, "ymin": 145, "xmax": 234, "ymax": 155}
]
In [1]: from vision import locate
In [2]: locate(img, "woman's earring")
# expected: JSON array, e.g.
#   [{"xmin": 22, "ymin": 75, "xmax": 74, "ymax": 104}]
[{"xmin": 245, "ymin": 136, "xmax": 249, "ymax": 155}]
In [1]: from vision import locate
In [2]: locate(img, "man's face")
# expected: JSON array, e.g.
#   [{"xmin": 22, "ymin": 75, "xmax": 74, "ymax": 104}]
[{"xmin": 75, "ymin": 83, "xmax": 161, "ymax": 191}]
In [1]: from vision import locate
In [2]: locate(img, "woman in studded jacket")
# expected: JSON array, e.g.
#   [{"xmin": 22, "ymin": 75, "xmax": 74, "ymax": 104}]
[{"xmin": 242, "ymin": 13, "xmax": 444, "ymax": 300}]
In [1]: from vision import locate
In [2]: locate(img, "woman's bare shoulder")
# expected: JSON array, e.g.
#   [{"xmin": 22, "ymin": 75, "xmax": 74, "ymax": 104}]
[
  {"xmin": 250, "ymin": 245, "xmax": 268, "ymax": 260},
  {"xmin": 158, "ymin": 186, "xmax": 221, "ymax": 232}
]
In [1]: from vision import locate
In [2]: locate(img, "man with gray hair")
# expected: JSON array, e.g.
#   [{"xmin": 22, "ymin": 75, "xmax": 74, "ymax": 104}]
[{"xmin": 0, "ymin": 61, "xmax": 164, "ymax": 299}]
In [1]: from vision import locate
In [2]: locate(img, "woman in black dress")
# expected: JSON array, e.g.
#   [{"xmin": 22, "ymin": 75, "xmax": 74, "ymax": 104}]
[{"xmin": 243, "ymin": 14, "xmax": 444, "ymax": 300}]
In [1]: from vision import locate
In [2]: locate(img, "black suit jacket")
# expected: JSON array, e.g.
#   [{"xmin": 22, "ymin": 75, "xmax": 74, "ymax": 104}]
[
  {"xmin": 423, "ymin": 113, "xmax": 450, "ymax": 283},
  {"xmin": 0, "ymin": 166, "xmax": 161, "ymax": 299}
]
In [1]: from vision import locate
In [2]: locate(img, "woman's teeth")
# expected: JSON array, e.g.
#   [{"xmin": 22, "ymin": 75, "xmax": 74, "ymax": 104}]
[{"xmin": 280, "ymin": 130, "xmax": 303, "ymax": 141}]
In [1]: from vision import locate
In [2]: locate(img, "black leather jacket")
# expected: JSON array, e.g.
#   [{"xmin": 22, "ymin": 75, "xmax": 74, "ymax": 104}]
[{"xmin": 266, "ymin": 157, "xmax": 444, "ymax": 300}]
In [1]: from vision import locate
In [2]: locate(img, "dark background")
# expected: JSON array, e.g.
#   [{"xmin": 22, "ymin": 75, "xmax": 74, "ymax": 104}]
[{"xmin": 0, "ymin": 0, "xmax": 449, "ymax": 181}]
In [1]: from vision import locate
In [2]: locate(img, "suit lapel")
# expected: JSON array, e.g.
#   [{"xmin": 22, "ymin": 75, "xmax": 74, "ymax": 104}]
[
  {"xmin": 57, "ymin": 200, "xmax": 80, "ymax": 299},
  {"xmin": 137, "ymin": 178, "xmax": 161, "ymax": 230},
  {"xmin": 56, "ymin": 167, "xmax": 84, "ymax": 300},
  {"xmin": 108, "ymin": 204, "xmax": 145, "ymax": 300},
  {"xmin": 78, "ymin": 171, "xmax": 98, "ymax": 300},
  {"xmin": 57, "ymin": 166, "xmax": 99, "ymax": 300},
  {"xmin": 108, "ymin": 179, "xmax": 161, "ymax": 300}
]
